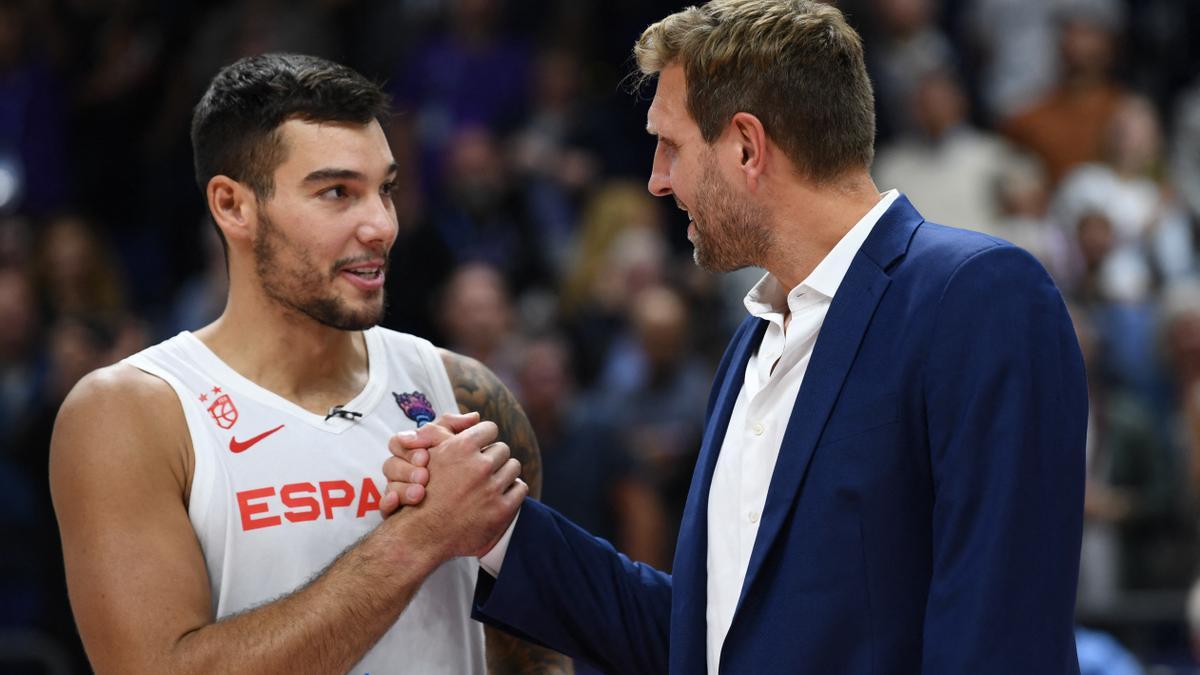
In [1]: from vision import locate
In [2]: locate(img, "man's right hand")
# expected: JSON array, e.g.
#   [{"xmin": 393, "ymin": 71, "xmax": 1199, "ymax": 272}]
[
  {"xmin": 379, "ymin": 412, "xmax": 478, "ymax": 516},
  {"xmin": 389, "ymin": 416, "xmax": 526, "ymax": 559}
]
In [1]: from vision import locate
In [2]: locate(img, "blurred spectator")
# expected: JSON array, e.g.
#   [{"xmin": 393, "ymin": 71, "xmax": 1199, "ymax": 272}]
[
  {"xmin": 963, "ymin": 0, "xmax": 1057, "ymax": 122},
  {"xmin": 0, "ymin": 0, "xmax": 69, "ymax": 217},
  {"xmin": 8, "ymin": 313, "xmax": 145, "ymax": 674},
  {"xmin": 437, "ymin": 261, "xmax": 524, "ymax": 390},
  {"xmin": 517, "ymin": 335, "xmax": 670, "ymax": 569},
  {"xmin": 1074, "ymin": 306, "xmax": 1179, "ymax": 614},
  {"xmin": 392, "ymin": 0, "xmax": 532, "ymax": 196},
  {"xmin": 32, "ymin": 213, "xmax": 126, "ymax": 319},
  {"xmin": 188, "ymin": 0, "xmax": 337, "ymax": 80},
  {"xmin": 1161, "ymin": 282, "xmax": 1200, "ymax": 504},
  {"xmin": 509, "ymin": 46, "xmax": 602, "ymax": 275},
  {"xmin": 1003, "ymin": 0, "xmax": 1128, "ymax": 186},
  {"xmin": 0, "ymin": 266, "xmax": 39, "ymax": 441},
  {"xmin": 595, "ymin": 285, "xmax": 711, "ymax": 552},
  {"xmin": 1065, "ymin": 206, "xmax": 1163, "ymax": 413},
  {"xmin": 989, "ymin": 153, "xmax": 1073, "ymax": 279},
  {"xmin": 0, "ymin": 451, "xmax": 38, "ymax": 629},
  {"xmin": 380, "ymin": 210, "xmax": 457, "ymax": 343},
  {"xmin": 1052, "ymin": 96, "xmax": 1194, "ymax": 304},
  {"xmin": 1169, "ymin": 74, "xmax": 1200, "ymax": 224},
  {"xmin": 873, "ymin": 66, "xmax": 1015, "ymax": 232},
  {"xmin": 0, "ymin": 214, "xmax": 31, "ymax": 266},
  {"xmin": 162, "ymin": 223, "xmax": 228, "ymax": 337},
  {"xmin": 1071, "ymin": 211, "xmax": 1126, "ymax": 303},
  {"xmin": 560, "ymin": 181, "xmax": 667, "ymax": 385},
  {"xmin": 430, "ymin": 126, "xmax": 550, "ymax": 291},
  {"xmin": 865, "ymin": 0, "xmax": 956, "ymax": 141},
  {"xmin": 561, "ymin": 182, "xmax": 664, "ymax": 313},
  {"xmin": 1120, "ymin": 0, "xmax": 1196, "ymax": 109},
  {"xmin": 63, "ymin": 0, "xmax": 169, "ymax": 236}
]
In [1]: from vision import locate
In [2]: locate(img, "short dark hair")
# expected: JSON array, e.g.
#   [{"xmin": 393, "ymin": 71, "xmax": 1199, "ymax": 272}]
[
  {"xmin": 634, "ymin": 0, "xmax": 876, "ymax": 182},
  {"xmin": 190, "ymin": 53, "xmax": 391, "ymax": 200}
]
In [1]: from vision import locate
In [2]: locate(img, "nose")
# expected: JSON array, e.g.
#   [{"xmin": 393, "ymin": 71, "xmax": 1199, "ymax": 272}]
[
  {"xmin": 358, "ymin": 193, "xmax": 399, "ymax": 248},
  {"xmin": 647, "ymin": 142, "xmax": 672, "ymax": 197}
]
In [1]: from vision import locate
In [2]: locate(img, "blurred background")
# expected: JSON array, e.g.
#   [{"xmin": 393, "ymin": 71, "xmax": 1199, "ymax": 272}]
[{"xmin": 2, "ymin": 0, "xmax": 1200, "ymax": 672}]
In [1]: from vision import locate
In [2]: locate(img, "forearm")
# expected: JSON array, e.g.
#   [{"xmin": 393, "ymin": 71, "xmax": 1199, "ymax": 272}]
[
  {"xmin": 475, "ymin": 499, "xmax": 671, "ymax": 675},
  {"xmin": 151, "ymin": 517, "xmax": 438, "ymax": 675}
]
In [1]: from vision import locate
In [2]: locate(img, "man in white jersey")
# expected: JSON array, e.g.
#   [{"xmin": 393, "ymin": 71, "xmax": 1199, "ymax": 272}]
[{"xmin": 49, "ymin": 53, "xmax": 569, "ymax": 674}]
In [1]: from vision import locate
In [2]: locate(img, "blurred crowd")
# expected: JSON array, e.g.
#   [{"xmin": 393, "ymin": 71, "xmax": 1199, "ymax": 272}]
[{"xmin": 3, "ymin": 0, "xmax": 1200, "ymax": 672}]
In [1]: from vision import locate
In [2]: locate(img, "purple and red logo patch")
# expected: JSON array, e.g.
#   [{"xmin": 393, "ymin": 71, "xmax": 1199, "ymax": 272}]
[{"xmin": 393, "ymin": 391, "xmax": 436, "ymax": 427}]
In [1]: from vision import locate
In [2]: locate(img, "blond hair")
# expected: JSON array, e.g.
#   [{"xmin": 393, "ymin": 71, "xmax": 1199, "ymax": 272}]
[
  {"xmin": 560, "ymin": 181, "xmax": 661, "ymax": 314},
  {"xmin": 634, "ymin": 0, "xmax": 875, "ymax": 181}
]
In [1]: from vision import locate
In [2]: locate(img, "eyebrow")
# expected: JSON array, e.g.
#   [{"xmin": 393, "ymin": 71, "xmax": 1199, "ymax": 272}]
[
  {"xmin": 646, "ymin": 123, "xmax": 677, "ymax": 146},
  {"xmin": 302, "ymin": 162, "xmax": 399, "ymax": 184}
]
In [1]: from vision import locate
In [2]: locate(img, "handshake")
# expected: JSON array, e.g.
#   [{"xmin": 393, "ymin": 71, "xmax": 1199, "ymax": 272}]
[{"xmin": 378, "ymin": 412, "xmax": 526, "ymax": 560}]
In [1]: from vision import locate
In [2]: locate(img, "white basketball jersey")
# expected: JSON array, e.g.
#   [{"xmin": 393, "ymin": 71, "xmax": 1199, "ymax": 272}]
[{"xmin": 124, "ymin": 327, "xmax": 486, "ymax": 675}]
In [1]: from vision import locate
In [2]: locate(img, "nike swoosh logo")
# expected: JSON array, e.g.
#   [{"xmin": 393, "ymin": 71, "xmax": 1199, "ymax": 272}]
[{"xmin": 229, "ymin": 424, "xmax": 286, "ymax": 454}]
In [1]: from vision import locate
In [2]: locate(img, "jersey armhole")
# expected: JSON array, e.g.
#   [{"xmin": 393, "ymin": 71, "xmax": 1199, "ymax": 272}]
[{"xmin": 122, "ymin": 354, "xmax": 216, "ymax": 528}]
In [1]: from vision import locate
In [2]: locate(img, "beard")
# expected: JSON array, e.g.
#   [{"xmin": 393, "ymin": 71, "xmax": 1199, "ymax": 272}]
[
  {"xmin": 253, "ymin": 209, "xmax": 387, "ymax": 331},
  {"xmin": 689, "ymin": 160, "xmax": 772, "ymax": 273}
]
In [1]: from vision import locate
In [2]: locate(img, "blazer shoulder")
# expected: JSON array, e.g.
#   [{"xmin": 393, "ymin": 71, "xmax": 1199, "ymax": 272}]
[
  {"xmin": 909, "ymin": 221, "xmax": 1006, "ymax": 264},
  {"xmin": 904, "ymin": 222, "xmax": 1050, "ymax": 283}
]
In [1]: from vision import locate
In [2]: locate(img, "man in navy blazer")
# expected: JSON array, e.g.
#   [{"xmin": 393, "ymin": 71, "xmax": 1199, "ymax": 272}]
[{"xmin": 384, "ymin": 1, "xmax": 1087, "ymax": 672}]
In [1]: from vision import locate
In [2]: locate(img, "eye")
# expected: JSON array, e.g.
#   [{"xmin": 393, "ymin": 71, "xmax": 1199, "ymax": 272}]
[
  {"xmin": 320, "ymin": 185, "xmax": 349, "ymax": 200},
  {"xmin": 380, "ymin": 181, "xmax": 397, "ymax": 196}
]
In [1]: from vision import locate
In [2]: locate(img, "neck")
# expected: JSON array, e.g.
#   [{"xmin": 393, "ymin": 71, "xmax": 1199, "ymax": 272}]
[
  {"xmin": 194, "ymin": 282, "xmax": 371, "ymax": 415},
  {"xmin": 761, "ymin": 171, "xmax": 883, "ymax": 292}
]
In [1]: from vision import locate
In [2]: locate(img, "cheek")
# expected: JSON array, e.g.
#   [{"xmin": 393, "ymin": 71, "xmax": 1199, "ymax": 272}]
[
  {"xmin": 673, "ymin": 165, "xmax": 698, "ymax": 202},
  {"xmin": 278, "ymin": 217, "xmax": 333, "ymax": 256}
]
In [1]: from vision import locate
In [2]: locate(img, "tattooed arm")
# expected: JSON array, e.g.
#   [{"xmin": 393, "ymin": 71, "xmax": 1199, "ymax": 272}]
[
  {"xmin": 438, "ymin": 349, "xmax": 572, "ymax": 675},
  {"xmin": 485, "ymin": 627, "xmax": 573, "ymax": 675},
  {"xmin": 439, "ymin": 350, "xmax": 542, "ymax": 499}
]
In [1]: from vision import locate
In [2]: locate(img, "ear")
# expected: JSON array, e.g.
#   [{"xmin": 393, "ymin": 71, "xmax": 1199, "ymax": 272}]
[
  {"xmin": 729, "ymin": 112, "xmax": 768, "ymax": 191},
  {"xmin": 206, "ymin": 175, "xmax": 257, "ymax": 244}
]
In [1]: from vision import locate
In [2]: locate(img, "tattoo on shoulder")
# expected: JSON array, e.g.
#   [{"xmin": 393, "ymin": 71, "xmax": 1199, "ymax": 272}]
[{"xmin": 440, "ymin": 350, "xmax": 542, "ymax": 499}]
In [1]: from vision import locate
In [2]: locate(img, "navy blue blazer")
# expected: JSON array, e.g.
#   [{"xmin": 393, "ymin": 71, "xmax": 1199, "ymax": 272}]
[{"xmin": 475, "ymin": 196, "xmax": 1087, "ymax": 674}]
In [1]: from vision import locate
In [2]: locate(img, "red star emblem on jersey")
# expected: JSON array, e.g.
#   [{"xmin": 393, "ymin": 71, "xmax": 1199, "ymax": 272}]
[
  {"xmin": 206, "ymin": 390, "xmax": 239, "ymax": 429},
  {"xmin": 199, "ymin": 393, "xmax": 208, "ymax": 403}
]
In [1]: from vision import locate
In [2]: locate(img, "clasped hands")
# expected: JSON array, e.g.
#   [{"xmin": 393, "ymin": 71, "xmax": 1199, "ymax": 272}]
[{"xmin": 379, "ymin": 412, "xmax": 525, "ymax": 558}]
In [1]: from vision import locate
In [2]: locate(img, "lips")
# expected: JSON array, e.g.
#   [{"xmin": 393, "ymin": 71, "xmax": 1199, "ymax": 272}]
[
  {"xmin": 338, "ymin": 260, "xmax": 386, "ymax": 291},
  {"xmin": 675, "ymin": 199, "xmax": 695, "ymax": 229}
]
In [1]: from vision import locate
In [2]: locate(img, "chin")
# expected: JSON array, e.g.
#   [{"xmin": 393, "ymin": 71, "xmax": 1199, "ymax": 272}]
[
  {"xmin": 301, "ymin": 296, "xmax": 387, "ymax": 331},
  {"xmin": 323, "ymin": 314, "xmax": 382, "ymax": 332},
  {"xmin": 345, "ymin": 305, "xmax": 386, "ymax": 331}
]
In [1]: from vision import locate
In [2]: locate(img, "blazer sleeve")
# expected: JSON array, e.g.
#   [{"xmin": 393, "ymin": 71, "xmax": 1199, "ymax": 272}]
[
  {"xmin": 920, "ymin": 244, "xmax": 1086, "ymax": 674},
  {"xmin": 473, "ymin": 498, "xmax": 672, "ymax": 675}
]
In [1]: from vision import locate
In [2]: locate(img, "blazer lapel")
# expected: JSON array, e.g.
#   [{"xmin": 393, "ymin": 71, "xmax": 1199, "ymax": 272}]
[
  {"xmin": 731, "ymin": 196, "xmax": 922, "ymax": 619},
  {"xmin": 670, "ymin": 316, "xmax": 767, "ymax": 674}
]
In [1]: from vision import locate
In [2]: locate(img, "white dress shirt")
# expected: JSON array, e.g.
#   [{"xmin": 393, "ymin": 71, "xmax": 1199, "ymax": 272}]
[
  {"xmin": 705, "ymin": 190, "xmax": 897, "ymax": 673},
  {"xmin": 481, "ymin": 191, "xmax": 901, "ymax": 675}
]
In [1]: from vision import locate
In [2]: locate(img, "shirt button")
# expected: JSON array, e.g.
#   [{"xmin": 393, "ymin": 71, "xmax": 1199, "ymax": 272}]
[
  {"xmin": 749, "ymin": 511, "xmax": 760, "ymax": 523},
  {"xmin": 752, "ymin": 422, "xmax": 765, "ymax": 436}
]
